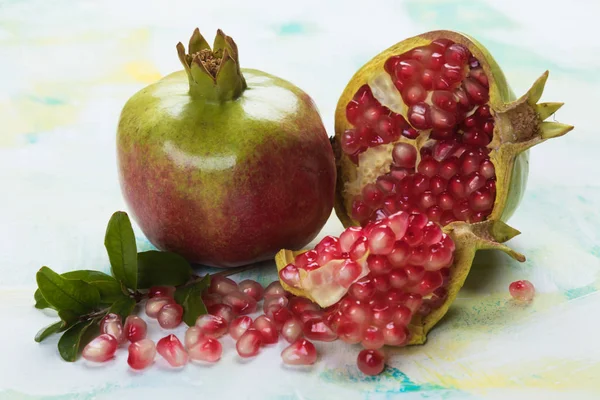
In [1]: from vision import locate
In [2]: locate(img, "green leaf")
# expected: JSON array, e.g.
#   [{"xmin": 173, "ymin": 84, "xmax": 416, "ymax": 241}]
[
  {"xmin": 35, "ymin": 321, "xmax": 66, "ymax": 342},
  {"xmin": 34, "ymin": 289, "xmax": 51, "ymax": 309},
  {"xmin": 137, "ymin": 251, "xmax": 194, "ymax": 289},
  {"xmin": 58, "ymin": 309, "xmax": 80, "ymax": 326},
  {"xmin": 58, "ymin": 319, "xmax": 98, "ymax": 362},
  {"xmin": 34, "ymin": 270, "xmax": 123, "ymax": 308},
  {"xmin": 104, "ymin": 211, "xmax": 138, "ymax": 290},
  {"xmin": 174, "ymin": 275, "xmax": 210, "ymax": 326},
  {"xmin": 36, "ymin": 267, "xmax": 101, "ymax": 314},
  {"xmin": 108, "ymin": 296, "xmax": 136, "ymax": 321}
]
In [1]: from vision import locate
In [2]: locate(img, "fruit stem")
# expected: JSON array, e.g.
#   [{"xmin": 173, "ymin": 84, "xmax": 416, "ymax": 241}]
[{"xmin": 176, "ymin": 28, "xmax": 247, "ymax": 103}]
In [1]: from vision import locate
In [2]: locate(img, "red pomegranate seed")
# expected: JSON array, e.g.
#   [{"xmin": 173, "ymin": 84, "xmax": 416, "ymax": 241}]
[
  {"xmin": 157, "ymin": 334, "xmax": 188, "ymax": 367},
  {"xmin": 389, "ymin": 269, "xmax": 408, "ymax": 289},
  {"xmin": 288, "ymin": 296, "xmax": 320, "ymax": 316},
  {"xmin": 427, "ymin": 206, "xmax": 443, "ymax": 222},
  {"xmin": 480, "ymin": 159, "xmax": 495, "ymax": 179},
  {"xmin": 100, "ymin": 313, "xmax": 125, "ymax": 343},
  {"xmin": 402, "ymin": 83, "xmax": 427, "ymax": 105},
  {"xmin": 463, "ymin": 78, "xmax": 488, "ymax": 104},
  {"xmin": 417, "ymin": 158, "xmax": 438, "ymax": 178},
  {"xmin": 361, "ymin": 325, "xmax": 384, "ymax": 350},
  {"xmin": 465, "ymin": 172, "xmax": 486, "ymax": 195},
  {"xmin": 448, "ymin": 176, "xmax": 466, "ymax": 199},
  {"xmin": 408, "ymin": 102, "xmax": 431, "ymax": 130},
  {"xmin": 295, "ymin": 250, "xmax": 317, "ymax": 269},
  {"xmin": 238, "ymin": 279, "xmax": 264, "ymax": 302},
  {"xmin": 371, "ymin": 304, "xmax": 393, "ymax": 327},
  {"xmin": 339, "ymin": 227, "xmax": 363, "ymax": 253},
  {"xmin": 303, "ymin": 318, "xmax": 338, "ymax": 342},
  {"xmin": 335, "ymin": 259, "xmax": 362, "ymax": 288},
  {"xmin": 383, "ymin": 322, "xmax": 409, "ymax": 346},
  {"xmin": 208, "ymin": 303, "xmax": 236, "ymax": 324},
  {"xmin": 413, "ymin": 271, "xmax": 444, "ymax": 295},
  {"xmin": 188, "ymin": 336, "xmax": 222, "ymax": 363},
  {"xmin": 263, "ymin": 294, "xmax": 288, "ymax": 314},
  {"xmin": 124, "ymin": 315, "xmax": 147, "ymax": 342},
  {"xmin": 385, "ymin": 211, "xmax": 408, "ymax": 239},
  {"xmin": 401, "ymin": 293, "xmax": 423, "ymax": 313},
  {"xmin": 281, "ymin": 318, "xmax": 303, "ymax": 343},
  {"xmin": 157, "ymin": 303, "xmax": 183, "ymax": 329},
  {"xmin": 365, "ymin": 255, "xmax": 390, "ymax": 276},
  {"xmin": 223, "ymin": 291, "xmax": 258, "ymax": 315},
  {"xmin": 349, "ymin": 277, "xmax": 376, "ymax": 301},
  {"xmin": 341, "ymin": 130, "xmax": 361, "ymax": 154},
  {"xmin": 453, "ymin": 199, "xmax": 471, "ymax": 220},
  {"xmin": 396, "ymin": 59, "xmax": 423, "ymax": 81},
  {"xmin": 470, "ymin": 67, "xmax": 489, "ymax": 87},
  {"xmin": 352, "ymin": 198, "xmax": 370, "ymax": 221},
  {"xmin": 432, "ymin": 90, "xmax": 456, "ymax": 112},
  {"xmin": 509, "ymin": 280, "xmax": 535, "ymax": 302},
  {"xmin": 280, "ymin": 264, "xmax": 301, "ymax": 288},
  {"xmin": 417, "ymin": 191, "xmax": 436, "ymax": 210},
  {"xmin": 184, "ymin": 326, "xmax": 203, "ymax": 349},
  {"xmin": 424, "ymin": 243, "xmax": 453, "ymax": 271},
  {"xmin": 145, "ymin": 296, "xmax": 174, "ymax": 318},
  {"xmin": 439, "ymin": 158, "xmax": 459, "ymax": 179},
  {"xmin": 195, "ymin": 314, "xmax": 228, "ymax": 338},
  {"xmin": 405, "ymin": 265, "xmax": 425, "ymax": 283},
  {"xmin": 209, "ymin": 275, "xmax": 239, "ymax": 296},
  {"xmin": 201, "ymin": 292, "xmax": 223, "ymax": 308},
  {"xmin": 229, "ymin": 316, "xmax": 253, "ymax": 340},
  {"xmin": 149, "ymin": 285, "xmax": 175, "ymax": 298},
  {"xmin": 430, "ymin": 106, "xmax": 457, "ymax": 130},
  {"xmin": 367, "ymin": 225, "xmax": 396, "ymax": 255},
  {"xmin": 346, "ymin": 102, "xmax": 361, "ymax": 125},
  {"xmin": 271, "ymin": 305, "xmax": 293, "ymax": 330},
  {"xmin": 392, "ymin": 143, "xmax": 417, "ymax": 169},
  {"xmin": 264, "ymin": 281, "xmax": 287, "ymax": 298},
  {"xmin": 393, "ymin": 305, "xmax": 413, "ymax": 326},
  {"xmin": 349, "ymin": 236, "xmax": 369, "ymax": 260},
  {"xmin": 421, "ymin": 222, "xmax": 442, "ymax": 245},
  {"xmin": 408, "ymin": 246, "xmax": 427, "ymax": 265},
  {"xmin": 337, "ymin": 320, "xmax": 363, "ymax": 344},
  {"xmin": 281, "ymin": 338, "xmax": 317, "ymax": 365},
  {"xmin": 253, "ymin": 315, "xmax": 279, "ymax": 344},
  {"xmin": 300, "ymin": 310, "xmax": 325, "ymax": 324},
  {"xmin": 372, "ymin": 274, "xmax": 391, "ymax": 292},
  {"xmin": 127, "ymin": 338, "xmax": 156, "ymax": 370},
  {"xmin": 438, "ymin": 191, "xmax": 455, "ymax": 210},
  {"xmin": 236, "ymin": 328, "xmax": 262, "ymax": 358},
  {"xmin": 469, "ymin": 190, "xmax": 494, "ymax": 211},
  {"xmin": 445, "ymin": 43, "xmax": 469, "ymax": 65},
  {"xmin": 441, "ymin": 63, "xmax": 463, "ymax": 83},
  {"xmin": 387, "ymin": 241, "xmax": 410, "ymax": 267},
  {"xmin": 362, "ymin": 183, "xmax": 384, "ymax": 209},
  {"xmin": 82, "ymin": 334, "xmax": 118, "ymax": 363},
  {"xmin": 403, "ymin": 224, "xmax": 424, "ymax": 247},
  {"xmin": 357, "ymin": 349, "xmax": 385, "ymax": 376}
]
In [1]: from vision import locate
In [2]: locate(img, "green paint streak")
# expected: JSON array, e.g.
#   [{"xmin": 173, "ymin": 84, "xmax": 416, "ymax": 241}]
[
  {"xmin": 564, "ymin": 285, "xmax": 597, "ymax": 300},
  {"xmin": 278, "ymin": 22, "xmax": 305, "ymax": 36},
  {"xmin": 28, "ymin": 96, "xmax": 66, "ymax": 106}
]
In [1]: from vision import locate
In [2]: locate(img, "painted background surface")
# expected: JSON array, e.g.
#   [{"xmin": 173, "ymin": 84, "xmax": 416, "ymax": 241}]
[{"xmin": 1, "ymin": 0, "xmax": 599, "ymax": 398}]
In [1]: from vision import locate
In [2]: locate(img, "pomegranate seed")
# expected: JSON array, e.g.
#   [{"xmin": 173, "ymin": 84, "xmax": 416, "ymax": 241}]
[
  {"xmin": 339, "ymin": 227, "xmax": 364, "ymax": 252},
  {"xmin": 453, "ymin": 199, "xmax": 471, "ymax": 221},
  {"xmin": 352, "ymin": 199, "xmax": 371, "ymax": 222},
  {"xmin": 223, "ymin": 291, "xmax": 258, "ymax": 315},
  {"xmin": 392, "ymin": 143, "xmax": 417, "ymax": 169},
  {"xmin": 408, "ymin": 102, "xmax": 431, "ymax": 130},
  {"xmin": 372, "ymin": 275, "xmax": 391, "ymax": 292},
  {"xmin": 281, "ymin": 318, "xmax": 303, "ymax": 343},
  {"xmin": 432, "ymin": 90, "xmax": 456, "ymax": 112},
  {"xmin": 402, "ymin": 83, "xmax": 427, "ymax": 105},
  {"xmin": 346, "ymin": 102, "xmax": 361, "ymax": 125},
  {"xmin": 439, "ymin": 158, "xmax": 459, "ymax": 179},
  {"xmin": 438, "ymin": 191, "xmax": 455, "ymax": 210},
  {"xmin": 145, "ymin": 296, "xmax": 174, "ymax": 318},
  {"xmin": 280, "ymin": 264, "xmax": 301, "ymax": 288},
  {"xmin": 430, "ymin": 106, "xmax": 456, "ymax": 130},
  {"xmin": 229, "ymin": 316, "xmax": 253, "ymax": 340},
  {"xmin": 367, "ymin": 255, "xmax": 391, "ymax": 276},
  {"xmin": 341, "ymin": 129, "xmax": 361, "ymax": 154},
  {"xmin": 100, "ymin": 313, "xmax": 125, "ymax": 343},
  {"xmin": 385, "ymin": 211, "xmax": 408, "ymax": 239},
  {"xmin": 418, "ymin": 158, "xmax": 438, "ymax": 178},
  {"xmin": 383, "ymin": 322, "xmax": 409, "ymax": 346},
  {"xmin": 362, "ymin": 183, "xmax": 384, "ymax": 208},
  {"xmin": 367, "ymin": 225, "xmax": 396, "ymax": 255},
  {"xmin": 349, "ymin": 277, "xmax": 376, "ymax": 301},
  {"xmin": 295, "ymin": 250, "xmax": 317, "ymax": 269},
  {"xmin": 349, "ymin": 236, "xmax": 369, "ymax": 260},
  {"xmin": 357, "ymin": 349, "xmax": 385, "ymax": 376},
  {"xmin": 403, "ymin": 225, "xmax": 424, "ymax": 247},
  {"xmin": 448, "ymin": 176, "xmax": 466, "ymax": 199},
  {"xmin": 299, "ymin": 310, "xmax": 325, "ymax": 324},
  {"xmin": 201, "ymin": 292, "xmax": 223, "ymax": 308},
  {"xmin": 271, "ymin": 305, "xmax": 294, "ymax": 329},
  {"xmin": 195, "ymin": 314, "xmax": 228, "ymax": 338},
  {"xmin": 427, "ymin": 206, "xmax": 443, "ymax": 222},
  {"xmin": 414, "ymin": 271, "xmax": 444, "ymax": 295},
  {"xmin": 396, "ymin": 59, "xmax": 423, "ymax": 81},
  {"xmin": 335, "ymin": 259, "xmax": 362, "ymax": 288},
  {"xmin": 281, "ymin": 338, "xmax": 317, "ymax": 365},
  {"xmin": 401, "ymin": 293, "xmax": 423, "ymax": 313},
  {"xmin": 124, "ymin": 315, "xmax": 147, "ymax": 342},
  {"xmin": 371, "ymin": 304, "xmax": 393, "ymax": 327},
  {"xmin": 208, "ymin": 303, "xmax": 236, "ymax": 324},
  {"xmin": 422, "ymin": 222, "xmax": 443, "ymax": 245},
  {"xmin": 303, "ymin": 318, "xmax": 338, "ymax": 342},
  {"xmin": 480, "ymin": 159, "xmax": 495, "ymax": 179},
  {"xmin": 362, "ymin": 325, "xmax": 385, "ymax": 349},
  {"xmin": 288, "ymin": 296, "xmax": 320, "ymax": 316},
  {"xmin": 441, "ymin": 63, "xmax": 463, "ymax": 83},
  {"xmin": 157, "ymin": 334, "xmax": 188, "ymax": 367},
  {"xmin": 337, "ymin": 320, "xmax": 363, "ymax": 344},
  {"xmin": 469, "ymin": 190, "xmax": 494, "ymax": 211},
  {"xmin": 424, "ymin": 242, "xmax": 453, "ymax": 270},
  {"xmin": 445, "ymin": 43, "xmax": 469, "ymax": 66},
  {"xmin": 254, "ymin": 315, "xmax": 278, "ymax": 344},
  {"xmin": 465, "ymin": 172, "xmax": 486, "ymax": 195},
  {"xmin": 238, "ymin": 279, "xmax": 264, "ymax": 301},
  {"xmin": 127, "ymin": 338, "xmax": 156, "ymax": 370},
  {"xmin": 157, "ymin": 303, "xmax": 183, "ymax": 329},
  {"xmin": 236, "ymin": 328, "xmax": 262, "ymax": 357},
  {"xmin": 82, "ymin": 334, "xmax": 118, "ymax": 363},
  {"xmin": 188, "ymin": 336, "xmax": 222, "ymax": 363},
  {"xmin": 393, "ymin": 305, "xmax": 413, "ymax": 326},
  {"xmin": 209, "ymin": 275, "xmax": 239, "ymax": 296},
  {"xmin": 470, "ymin": 67, "xmax": 489, "ymax": 87},
  {"xmin": 389, "ymin": 269, "xmax": 408, "ymax": 289},
  {"xmin": 149, "ymin": 285, "xmax": 175, "ymax": 298},
  {"xmin": 264, "ymin": 281, "xmax": 287, "ymax": 298},
  {"xmin": 388, "ymin": 241, "xmax": 410, "ymax": 267},
  {"xmin": 184, "ymin": 326, "xmax": 203, "ymax": 349},
  {"xmin": 263, "ymin": 294, "xmax": 288, "ymax": 314},
  {"xmin": 463, "ymin": 78, "xmax": 489, "ymax": 104},
  {"xmin": 509, "ymin": 280, "xmax": 535, "ymax": 302}
]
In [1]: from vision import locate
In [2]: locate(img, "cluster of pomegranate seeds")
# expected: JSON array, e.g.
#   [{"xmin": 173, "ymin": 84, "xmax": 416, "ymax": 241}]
[
  {"xmin": 343, "ymin": 39, "xmax": 496, "ymax": 225},
  {"xmin": 280, "ymin": 211, "xmax": 455, "ymax": 350},
  {"xmin": 509, "ymin": 280, "xmax": 535, "ymax": 302}
]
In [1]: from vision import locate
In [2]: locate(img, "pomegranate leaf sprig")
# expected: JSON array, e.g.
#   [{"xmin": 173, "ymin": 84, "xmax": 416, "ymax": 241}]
[{"xmin": 33, "ymin": 211, "xmax": 211, "ymax": 362}]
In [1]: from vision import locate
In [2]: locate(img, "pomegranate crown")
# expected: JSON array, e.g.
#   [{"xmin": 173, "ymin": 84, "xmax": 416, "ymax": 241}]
[{"xmin": 177, "ymin": 28, "xmax": 247, "ymax": 102}]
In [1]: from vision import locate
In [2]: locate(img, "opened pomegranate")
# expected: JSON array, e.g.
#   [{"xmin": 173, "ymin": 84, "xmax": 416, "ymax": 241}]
[
  {"xmin": 333, "ymin": 31, "xmax": 573, "ymax": 227},
  {"xmin": 275, "ymin": 211, "xmax": 525, "ymax": 344},
  {"xmin": 117, "ymin": 28, "xmax": 335, "ymax": 267}
]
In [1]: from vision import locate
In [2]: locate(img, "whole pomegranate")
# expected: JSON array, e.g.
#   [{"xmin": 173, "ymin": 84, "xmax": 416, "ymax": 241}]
[
  {"xmin": 333, "ymin": 31, "xmax": 573, "ymax": 228},
  {"xmin": 276, "ymin": 211, "xmax": 525, "ymax": 345},
  {"xmin": 117, "ymin": 29, "xmax": 335, "ymax": 267}
]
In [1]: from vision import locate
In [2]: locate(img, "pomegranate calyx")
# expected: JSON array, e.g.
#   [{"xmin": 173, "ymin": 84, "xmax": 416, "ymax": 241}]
[{"xmin": 176, "ymin": 28, "xmax": 247, "ymax": 102}]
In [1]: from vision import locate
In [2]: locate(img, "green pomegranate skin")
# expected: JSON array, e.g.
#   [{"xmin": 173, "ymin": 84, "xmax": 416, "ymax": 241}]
[{"xmin": 117, "ymin": 68, "xmax": 335, "ymax": 267}]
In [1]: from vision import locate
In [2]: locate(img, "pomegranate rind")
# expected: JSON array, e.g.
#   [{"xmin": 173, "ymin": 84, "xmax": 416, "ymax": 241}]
[
  {"xmin": 333, "ymin": 30, "xmax": 573, "ymax": 228},
  {"xmin": 276, "ymin": 219, "xmax": 525, "ymax": 345}
]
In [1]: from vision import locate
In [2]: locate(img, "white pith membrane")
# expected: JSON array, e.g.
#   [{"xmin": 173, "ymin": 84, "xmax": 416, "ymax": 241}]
[{"xmin": 341, "ymin": 39, "xmax": 497, "ymax": 227}]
